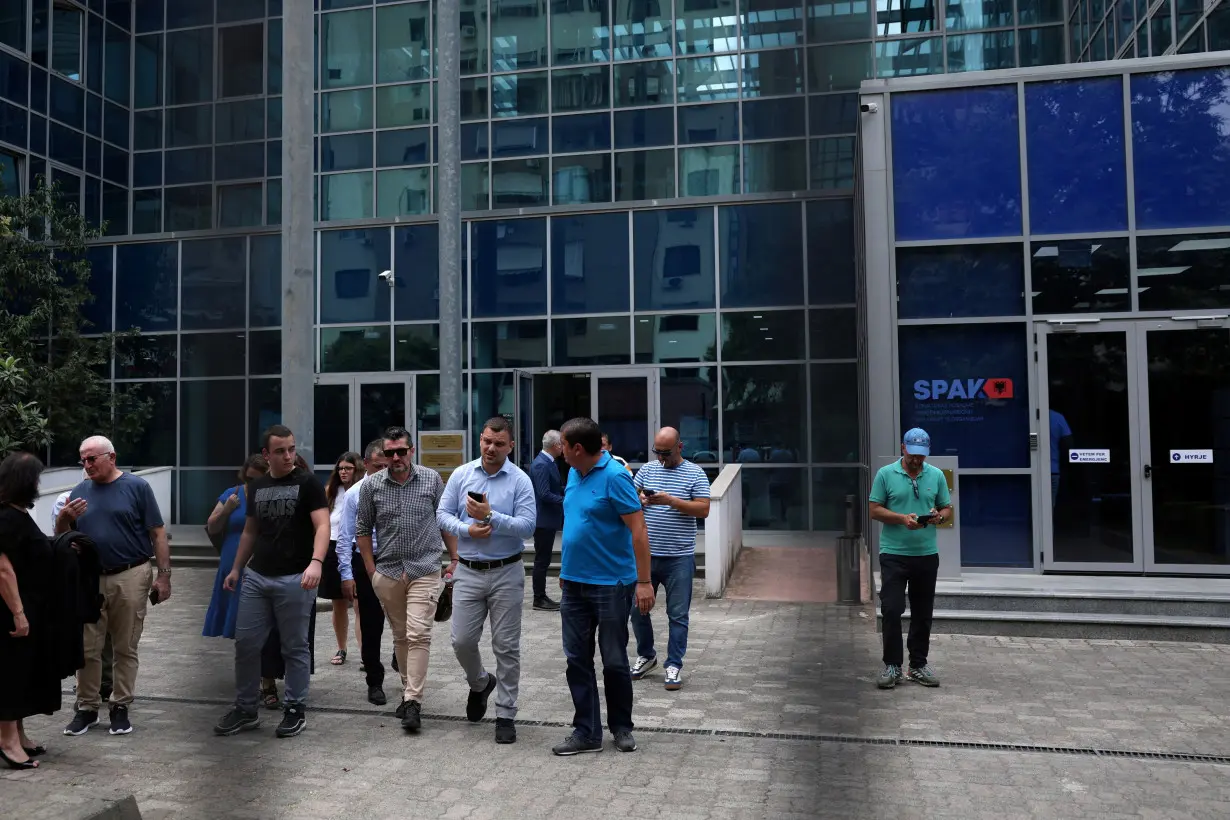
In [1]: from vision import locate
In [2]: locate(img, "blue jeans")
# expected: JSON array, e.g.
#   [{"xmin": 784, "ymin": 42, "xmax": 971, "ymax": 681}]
[
  {"xmin": 233, "ymin": 569, "xmax": 316, "ymax": 714},
  {"xmin": 560, "ymin": 580, "xmax": 635, "ymax": 742},
  {"xmin": 630, "ymin": 555, "xmax": 695, "ymax": 670}
]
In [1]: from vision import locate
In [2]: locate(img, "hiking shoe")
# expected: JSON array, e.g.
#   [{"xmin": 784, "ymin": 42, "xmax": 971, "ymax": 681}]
[
  {"xmin": 907, "ymin": 665, "xmax": 941, "ymax": 687},
  {"xmin": 368, "ymin": 686, "xmax": 387, "ymax": 706},
  {"xmin": 876, "ymin": 664, "xmax": 903, "ymax": 689},
  {"xmin": 664, "ymin": 666, "xmax": 683, "ymax": 691},
  {"xmin": 533, "ymin": 596, "xmax": 560, "ymax": 612},
  {"xmin": 495, "ymin": 718, "xmax": 516, "ymax": 744},
  {"xmin": 401, "ymin": 700, "xmax": 422, "ymax": 732},
  {"xmin": 275, "ymin": 706, "xmax": 306, "ymax": 738},
  {"xmin": 213, "ymin": 708, "xmax": 260, "ymax": 736},
  {"xmin": 466, "ymin": 673, "xmax": 497, "ymax": 722},
  {"xmin": 108, "ymin": 705, "xmax": 133, "ymax": 735},
  {"xmin": 630, "ymin": 655, "xmax": 657, "ymax": 680},
  {"xmin": 613, "ymin": 731, "xmax": 637, "ymax": 752},
  {"xmin": 552, "ymin": 733, "xmax": 603, "ymax": 756},
  {"xmin": 63, "ymin": 709, "xmax": 99, "ymax": 736}
]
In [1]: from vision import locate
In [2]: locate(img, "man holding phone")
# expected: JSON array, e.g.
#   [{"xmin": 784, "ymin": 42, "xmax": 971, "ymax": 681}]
[
  {"xmin": 436, "ymin": 417, "xmax": 536, "ymax": 744},
  {"xmin": 869, "ymin": 428, "xmax": 951, "ymax": 690}
]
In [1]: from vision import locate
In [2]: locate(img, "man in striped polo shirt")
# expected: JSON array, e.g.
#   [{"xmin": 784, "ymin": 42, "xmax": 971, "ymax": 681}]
[{"xmin": 630, "ymin": 427, "xmax": 711, "ymax": 691}]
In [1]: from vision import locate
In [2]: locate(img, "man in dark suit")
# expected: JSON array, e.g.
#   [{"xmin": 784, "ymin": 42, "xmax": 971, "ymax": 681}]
[{"xmin": 529, "ymin": 430, "xmax": 565, "ymax": 611}]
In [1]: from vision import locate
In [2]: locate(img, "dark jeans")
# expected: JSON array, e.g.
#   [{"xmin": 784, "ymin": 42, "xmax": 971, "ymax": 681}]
[
  {"xmin": 560, "ymin": 580, "xmax": 635, "ymax": 742},
  {"xmin": 353, "ymin": 555, "xmax": 386, "ymax": 688},
  {"xmin": 532, "ymin": 528, "xmax": 556, "ymax": 599},
  {"xmin": 629, "ymin": 555, "xmax": 694, "ymax": 670},
  {"xmin": 261, "ymin": 602, "xmax": 317, "ymax": 680},
  {"xmin": 878, "ymin": 553, "xmax": 939, "ymax": 669}
]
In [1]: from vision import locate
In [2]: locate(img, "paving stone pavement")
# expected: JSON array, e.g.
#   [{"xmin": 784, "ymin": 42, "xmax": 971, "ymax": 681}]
[{"xmin": 6, "ymin": 568, "xmax": 1230, "ymax": 819}]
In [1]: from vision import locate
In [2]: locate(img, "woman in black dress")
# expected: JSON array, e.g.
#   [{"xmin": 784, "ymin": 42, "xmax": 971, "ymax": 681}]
[{"xmin": 0, "ymin": 451, "xmax": 59, "ymax": 770}]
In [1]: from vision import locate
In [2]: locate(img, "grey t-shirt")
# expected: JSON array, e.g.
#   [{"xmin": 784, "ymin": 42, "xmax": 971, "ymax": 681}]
[{"xmin": 70, "ymin": 472, "xmax": 164, "ymax": 570}]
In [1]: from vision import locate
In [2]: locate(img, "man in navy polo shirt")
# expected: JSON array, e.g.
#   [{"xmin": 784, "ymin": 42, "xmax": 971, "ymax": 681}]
[
  {"xmin": 869, "ymin": 428, "xmax": 952, "ymax": 690},
  {"xmin": 552, "ymin": 417, "xmax": 655, "ymax": 756}
]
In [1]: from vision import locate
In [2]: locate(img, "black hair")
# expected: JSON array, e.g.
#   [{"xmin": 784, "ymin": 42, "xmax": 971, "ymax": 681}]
[
  {"xmin": 0, "ymin": 451, "xmax": 45, "ymax": 510},
  {"xmin": 261, "ymin": 424, "xmax": 294, "ymax": 451},
  {"xmin": 382, "ymin": 426, "xmax": 412, "ymax": 446},
  {"xmin": 364, "ymin": 438, "xmax": 385, "ymax": 460},
  {"xmin": 482, "ymin": 416, "xmax": 511, "ymax": 437},
  {"xmin": 560, "ymin": 417, "xmax": 602, "ymax": 456}
]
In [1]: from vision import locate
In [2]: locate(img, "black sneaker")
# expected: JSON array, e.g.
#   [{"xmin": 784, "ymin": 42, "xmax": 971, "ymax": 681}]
[
  {"xmin": 401, "ymin": 700, "xmax": 422, "ymax": 732},
  {"xmin": 495, "ymin": 718, "xmax": 516, "ymax": 744},
  {"xmin": 275, "ymin": 706, "xmax": 306, "ymax": 738},
  {"xmin": 99, "ymin": 685, "xmax": 112, "ymax": 703},
  {"xmin": 108, "ymin": 705, "xmax": 133, "ymax": 735},
  {"xmin": 213, "ymin": 708, "xmax": 260, "ymax": 736},
  {"xmin": 533, "ymin": 596, "xmax": 560, "ymax": 612},
  {"xmin": 466, "ymin": 673, "xmax": 497, "ymax": 722},
  {"xmin": 613, "ymin": 731, "xmax": 637, "ymax": 753},
  {"xmin": 368, "ymin": 686, "xmax": 387, "ymax": 706},
  {"xmin": 63, "ymin": 709, "xmax": 99, "ymax": 736},
  {"xmin": 630, "ymin": 655, "xmax": 657, "ymax": 680},
  {"xmin": 395, "ymin": 699, "xmax": 407, "ymax": 720},
  {"xmin": 552, "ymin": 733, "xmax": 603, "ymax": 756}
]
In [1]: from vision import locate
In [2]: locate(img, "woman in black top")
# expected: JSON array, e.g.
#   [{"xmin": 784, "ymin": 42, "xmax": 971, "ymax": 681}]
[{"xmin": 0, "ymin": 452, "xmax": 59, "ymax": 770}]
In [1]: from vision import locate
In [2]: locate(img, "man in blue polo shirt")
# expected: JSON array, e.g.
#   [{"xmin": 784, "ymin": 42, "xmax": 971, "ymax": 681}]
[
  {"xmin": 552, "ymin": 417, "xmax": 655, "ymax": 757},
  {"xmin": 869, "ymin": 428, "xmax": 952, "ymax": 690}
]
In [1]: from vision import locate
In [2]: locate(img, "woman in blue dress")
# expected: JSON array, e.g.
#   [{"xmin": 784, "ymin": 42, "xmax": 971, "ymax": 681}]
[{"xmin": 202, "ymin": 454, "xmax": 268, "ymax": 639}]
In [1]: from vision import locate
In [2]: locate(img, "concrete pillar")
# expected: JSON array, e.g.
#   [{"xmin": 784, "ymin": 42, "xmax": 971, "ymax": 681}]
[{"xmin": 437, "ymin": 0, "xmax": 463, "ymax": 430}]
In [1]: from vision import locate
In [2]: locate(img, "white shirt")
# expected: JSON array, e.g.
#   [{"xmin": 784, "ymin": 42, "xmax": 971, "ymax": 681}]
[{"xmin": 329, "ymin": 486, "xmax": 347, "ymax": 541}]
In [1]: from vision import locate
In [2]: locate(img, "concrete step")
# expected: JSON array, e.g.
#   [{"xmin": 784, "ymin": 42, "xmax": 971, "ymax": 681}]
[
  {"xmin": 933, "ymin": 590, "xmax": 1230, "ymax": 620},
  {"xmin": 880, "ymin": 608, "xmax": 1230, "ymax": 643}
]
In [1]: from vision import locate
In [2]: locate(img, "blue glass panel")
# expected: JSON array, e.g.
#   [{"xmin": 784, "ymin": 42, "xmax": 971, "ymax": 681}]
[
  {"xmin": 959, "ymin": 475, "xmax": 1033, "ymax": 568},
  {"xmin": 0, "ymin": 100, "xmax": 28, "ymax": 149},
  {"xmin": 50, "ymin": 77, "xmax": 84, "ymax": 130},
  {"xmin": 30, "ymin": 114, "xmax": 47, "ymax": 156},
  {"xmin": 107, "ymin": 0, "xmax": 132, "ymax": 28},
  {"xmin": 134, "ymin": 110, "xmax": 161, "ymax": 149},
  {"xmin": 103, "ymin": 143, "xmax": 128, "ymax": 185},
  {"xmin": 0, "ymin": 50, "xmax": 28, "ymax": 106},
  {"xmin": 897, "ymin": 244, "xmax": 1025, "ymax": 319},
  {"xmin": 104, "ymin": 101, "xmax": 128, "ymax": 148},
  {"xmin": 719, "ymin": 202, "xmax": 804, "ymax": 308},
  {"xmin": 891, "ymin": 85, "xmax": 1022, "ymax": 240},
  {"xmin": 394, "ymin": 224, "xmax": 440, "ymax": 321},
  {"xmin": 219, "ymin": 0, "xmax": 265, "ymax": 22},
  {"xmin": 378, "ymin": 127, "xmax": 431, "ymax": 166},
  {"xmin": 132, "ymin": 189, "xmax": 160, "ymax": 233},
  {"xmin": 492, "ymin": 118, "xmax": 549, "ymax": 157},
  {"xmin": 1025, "ymin": 78, "xmax": 1128, "ymax": 235},
  {"xmin": 552, "ymin": 112, "xmax": 611, "ymax": 152},
  {"xmin": 103, "ymin": 23, "xmax": 129, "ymax": 105},
  {"xmin": 133, "ymin": 152, "xmax": 161, "ymax": 187},
  {"xmin": 49, "ymin": 122, "xmax": 84, "ymax": 168},
  {"xmin": 165, "ymin": 146, "xmax": 212, "ymax": 184},
  {"xmin": 86, "ymin": 13, "xmax": 103, "ymax": 94},
  {"xmin": 31, "ymin": 68, "xmax": 47, "ymax": 114},
  {"xmin": 83, "ymin": 176, "xmax": 100, "ymax": 228},
  {"xmin": 461, "ymin": 122, "xmax": 489, "ymax": 160},
  {"xmin": 181, "ymin": 238, "xmax": 246, "ymax": 330},
  {"xmin": 267, "ymin": 140, "xmax": 281, "ymax": 176},
  {"xmin": 165, "ymin": 27, "xmax": 212, "ymax": 105},
  {"xmin": 215, "ymin": 142, "xmax": 265, "ymax": 180},
  {"xmin": 250, "ymin": 235, "xmax": 282, "ymax": 327},
  {"xmin": 321, "ymin": 228, "xmax": 391, "ymax": 324},
  {"xmin": 741, "ymin": 97, "xmax": 805, "ymax": 140},
  {"xmin": 116, "ymin": 242, "xmax": 178, "ymax": 331},
  {"xmin": 614, "ymin": 108, "xmax": 674, "ymax": 149},
  {"xmin": 135, "ymin": 0, "xmax": 163, "ymax": 32},
  {"xmin": 84, "ymin": 137, "xmax": 100, "ymax": 176},
  {"xmin": 551, "ymin": 213, "xmax": 630, "ymax": 315},
  {"xmin": 807, "ymin": 197, "xmax": 855, "ymax": 307},
  {"xmin": 164, "ymin": 184, "xmax": 212, "ymax": 230},
  {"xmin": 83, "ymin": 246, "xmax": 114, "ymax": 332},
  {"xmin": 677, "ymin": 103, "xmax": 739, "ymax": 143},
  {"xmin": 1131, "ymin": 67, "xmax": 1230, "ymax": 229},
  {"xmin": 471, "ymin": 219, "xmax": 548, "ymax": 318},
  {"xmin": 897, "ymin": 322, "xmax": 1031, "ymax": 469},
  {"xmin": 633, "ymin": 208, "xmax": 716, "ymax": 310},
  {"xmin": 321, "ymin": 132, "xmax": 373, "ymax": 172},
  {"xmin": 102, "ymin": 181, "xmax": 127, "ymax": 235},
  {"xmin": 87, "ymin": 93, "xmax": 101, "ymax": 137},
  {"xmin": 167, "ymin": 0, "xmax": 212, "ymax": 29},
  {"xmin": 809, "ymin": 93, "xmax": 857, "ymax": 135}
]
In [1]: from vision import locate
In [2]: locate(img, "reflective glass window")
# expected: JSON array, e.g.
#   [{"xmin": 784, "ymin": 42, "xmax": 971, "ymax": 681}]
[
  {"xmin": 320, "ymin": 326, "xmax": 391, "ymax": 372},
  {"xmin": 86, "ymin": 93, "xmax": 101, "ymax": 137},
  {"xmin": 897, "ymin": 322, "xmax": 1031, "ymax": 469},
  {"xmin": 116, "ymin": 242, "xmax": 178, "ymax": 331},
  {"xmin": 492, "ymin": 0, "xmax": 548, "ymax": 71},
  {"xmin": 266, "ymin": 179, "xmax": 281, "ymax": 225},
  {"xmin": 552, "ymin": 65, "xmax": 610, "ymax": 111},
  {"xmin": 0, "ymin": 102, "xmax": 28, "ymax": 151},
  {"xmin": 813, "ymin": 467, "xmax": 862, "ymax": 529},
  {"xmin": 323, "ymin": 88, "xmax": 374, "ymax": 132},
  {"xmin": 806, "ymin": 0, "xmax": 871, "ymax": 43},
  {"xmin": 552, "ymin": 212, "xmax": 630, "ymax": 315},
  {"xmin": 635, "ymin": 314, "xmax": 717, "ymax": 363},
  {"xmin": 1030, "ymin": 238, "xmax": 1130, "ymax": 315},
  {"xmin": 676, "ymin": 0, "xmax": 738, "ymax": 54},
  {"xmin": 492, "ymin": 72, "xmax": 550, "ymax": 118},
  {"xmin": 50, "ymin": 122, "xmax": 84, "ymax": 168},
  {"xmin": 615, "ymin": 148, "xmax": 675, "ymax": 200},
  {"xmin": 268, "ymin": 18, "xmax": 282, "ymax": 94},
  {"xmin": 553, "ymin": 112, "xmax": 610, "ymax": 152},
  {"xmin": 744, "ymin": 140, "xmax": 807, "ymax": 193},
  {"xmin": 613, "ymin": 0, "xmax": 671, "ymax": 59},
  {"xmin": 115, "ymin": 383, "xmax": 176, "ymax": 466},
  {"xmin": 633, "ymin": 207, "xmax": 715, "ymax": 310},
  {"xmin": 614, "ymin": 60, "xmax": 674, "ymax": 107},
  {"xmin": 218, "ymin": 183, "xmax": 264, "ymax": 228},
  {"xmin": 721, "ymin": 309, "xmax": 805, "ymax": 360},
  {"xmin": 167, "ymin": 0, "xmax": 213, "ymax": 28},
  {"xmin": 472, "ymin": 218, "xmax": 548, "ymax": 317},
  {"xmin": 102, "ymin": 142, "xmax": 128, "ymax": 185},
  {"xmin": 462, "ymin": 77, "xmax": 491, "ymax": 120},
  {"xmin": 377, "ymin": 2, "xmax": 430, "ymax": 83},
  {"xmin": 134, "ymin": 110, "xmax": 161, "ymax": 150},
  {"xmin": 959, "ymin": 475, "xmax": 1033, "ymax": 567},
  {"xmin": 52, "ymin": 2, "xmax": 84, "ymax": 82},
  {"xmin": 679, "ymin": 144, "xmax": 739, "ymax": 196},
  {"xmin": 0, "ymin": 51, "xmax": 28, "ymax": 106},
  {"xmin": 219, "ymin": 24, "xmax": 265, "ymax": 98},
  {"xmin": 945, "ymin": 0, "xmax": 1013, "ymax": 30},
  {"xmin": 809, "ymin": 308, "xmax": 857, "ymax": 359},
  {"xmin": 322, "ymin": 132, "xmax": 374, "ymax": 172},
  {"xmin": 375, "ymin": 83, "xmax": 429, "ymax": 128},
  {"xmin": 677, "ymin": 102, "xmax": 738, "ymax": 143},
  {"xmin": 250, "ymin": 234, "xmax": 282, "ymax": 327},
  {"xmin": 947, "ymin": 30, "xmax": 1016, "ymax": 72},
  {"xmin": 877, "ymin": 0, "xmax": 938, "ymax": 33},
  {"xmin": 473, "ymin": 320, "xmax": 549, "ymax": 368},
  {"xmin": 810, "ymin": 93, "xmax": 857, "ymax": 135},
  {"xmin": 0, "ymin": 2, "xmax": 25, "ymax": 51},
  {"xmin": 461, "ymin": 161, "xmax": 490, "ymax": 209},
  {"xmin": 1026, "ymin": 77, "xmax": 1127, "ymax": 234},
  {"xmin": 615, "ymin": 108, "xmax": 674, "ymax": 148},
  {"xmin": 1136, "ymin": 232, "xmax": 1230, "ymax": 312},
  {"xmin": 85, "ymin": 13, "xmax": 102, "ymax": 94},
  {"xmin": 553, "ymin": 153, "xmax": 611, "ymax": 204},
  {"xmin": 741, "ymin": 468, "xmax": 808, "ymax": 528},
  {"xmin": 722, "ymin": 364, "xmax": 807, "ymax": 455},
  {"xmin": 552, "ymin": 0, "xmax": 611, "ymax": 64},
  {"xmin": 394, "ymin": 224, "xmax": 440, "ymax": 321},
  {"xmin": 83, "ymin": 245, "xmax": 114, "ymax": 332},
  {"xmin": 875, "ymin": 36, "xmax": 943, "ymax": 77},
  {"xmin": 1018, "ymin": 25, "xmax": 1066, "ymax": 66},
  {"xmin": 166, "ymin": 104, "xmax": 212, "ymax": 148},
  {"xmin": 1018, "ymin": 0, "xmax": 1063, "ymax": 24},
  {"xmin": 807, "ymin": 43, "xmax": 872, "ymax": 92},
  {"xmin": 321, "ymin": 228, "xmax": 391, "ymax": 324},
  {"xmin": 719, "ymin": 203, "xmax": 803, "ymax": 307},
  {"xmin": 103, "ymin": 22, "xmax": 129, "ymax": 104},
  {"xmin": 677, "ymin": 55, "xmax": 739, "ymax": 102},
  {"xmin": 181, "ymin": 335, "xmax": 247, "ymax": 378},
  {"xmin": 215, "ymin": 141, "xmax": 265, "ymax": 179},
  {"xmin": 892, "ymin": 85, "xmax": 1021, "ymax": 240},
  {"xmin": 135, "ymin": 0, "xmax": 162, "ymax": 32},
  {"xmin": 394, "ymin": 324, "xmax": 440, "ymax": 371},
  {"xmin": 492, "ymin": 118, "xmax": 549, "ymax": 156},
  {"xmin": 377, "ymin": 127, "xmax": 431, "ymax": 166},
  {"xmin": 742, "ymin": 0, "xmax": 804, "ymax": 48},
  {"xmin": 249, "ymin": 379, "xmax": 282, "ymax": 452},
  {"xmin": 467, "ymin": 124, "xmax": 490, "ymax": 162},
  {"xmin": 49, "ymin": 80, "xmax": 84, "ymax": 130},
  {"xmin": 492, "ymin": 158, "xmax": 550, "ymax": 207},
  {"xmin": 164, "ymin": 184, "xmax": 212, "ymax": 230},
  {"xmin": 132, "ymin": 189, "xmax": 161, "ymax": 233},
  {"xmin": 377, "ymin": 167, "xmax": 431, "ymax": 216},
  {"xmin": 659, "ymin": 367, "xmax": 719, "ymax": 458},
  {"xmin": 897, "ymin": 244, "xmax": 1024, "ymax": 319},
  {"xmin": 811, "ymin": 362, "xmax": 859, "ymax": 462},
  {"xmin": 219, "ymin": 0, "xmax": 263, "ymax": 23},
  {"xmin": 216, "ymin": 99, "xmax": 266, "ymax": 143},
  {"xmin": 267, "ymin": 140, "xmax": 281, "ymax": 175},
  {"xmin": 1131, "ymin": 68, "xmax": 1230, "ymax": 229},
  {"xmin": 165, "ymin": 27, "xmax": 212, "ymax": 105},
  {"xmin": 741, "ymin": 48, "xmax": 803, "ymax": 97},
  {"xmin": 116, "ymin": 335, "xmax": 178, "ymax": 379},
  {"xmin": 165, "ymin": 146, "xmax": 212, "ymax": 184},
  {"xmin": 321, "ymin": 9, "xmax": 374, "ymax": 89},
  {"xmin": 553, "ymin": 317, "xmax": 632, "ymax": 365},
  {"xmin": 459, "ymin": 0, "xmax": 490, "ymax": 74},
  {"xmin": 809, "ymin": 136, "xmax": 854, "ymax": 189}
]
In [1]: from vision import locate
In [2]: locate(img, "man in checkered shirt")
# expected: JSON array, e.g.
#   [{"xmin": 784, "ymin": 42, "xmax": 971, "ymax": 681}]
[{"xmin": 356, "ymin": 426, "xmax": 459, "ymax": 733}]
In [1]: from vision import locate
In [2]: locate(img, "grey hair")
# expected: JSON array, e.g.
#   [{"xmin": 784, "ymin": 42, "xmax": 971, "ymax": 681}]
[
  {"xmin": 542, "ymin": 430, "xmax": 561, "ymax": 449},
  {"xmin": 80, "ymin": 435, "xmax": 116, "ymax": 459}
]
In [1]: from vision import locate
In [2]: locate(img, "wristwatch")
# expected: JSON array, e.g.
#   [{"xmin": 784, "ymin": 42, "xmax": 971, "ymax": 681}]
[
  {"xmin": 157, "ymin": 567, "xmax": 172, "ymax": 575},
  {"xmin": 481, "ymin": 513, "xmax": 493, "ymax": 526}
]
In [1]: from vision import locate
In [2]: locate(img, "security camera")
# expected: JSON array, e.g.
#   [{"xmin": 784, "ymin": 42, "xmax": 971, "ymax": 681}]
[
  {"xmin": 378, "ymin": 269, "xmax": 395, "ymax": 286},
  {"xmin": 860, "ymin": 102, "xmax": 879, "ymax": 114}
]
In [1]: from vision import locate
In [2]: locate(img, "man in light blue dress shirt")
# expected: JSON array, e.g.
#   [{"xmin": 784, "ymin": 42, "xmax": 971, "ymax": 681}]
[
  {"xmin": 337, "ymin": 440, "xmax": 389, "ymax": 706},
  {"xmin": 437, "ymin": 416, "xmax": 537, "ymax": 744}
]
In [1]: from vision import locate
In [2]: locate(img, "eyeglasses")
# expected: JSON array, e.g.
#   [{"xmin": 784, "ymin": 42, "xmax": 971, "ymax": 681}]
[
  {"xmin": 383, "ymin": 447, "xmax": 411, "ymax": 458},
  {"xmin": 79, "ymin": 452, "xmax": 113, "ymax": 466},
  {"xmin": 652, "ymin": 449, "xmax": 675, "ymax": 457}
]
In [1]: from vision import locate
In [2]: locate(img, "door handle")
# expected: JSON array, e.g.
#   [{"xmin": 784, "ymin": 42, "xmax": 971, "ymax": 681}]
[{"xmin": 1144, "ymin": 464, "xmax": 1152, "ymax": 479}]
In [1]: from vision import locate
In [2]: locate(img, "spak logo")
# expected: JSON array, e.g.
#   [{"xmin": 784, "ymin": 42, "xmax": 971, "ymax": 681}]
[{"xmin": 913, "ymin": 378, "xmax": 1015, "ymax": 401}]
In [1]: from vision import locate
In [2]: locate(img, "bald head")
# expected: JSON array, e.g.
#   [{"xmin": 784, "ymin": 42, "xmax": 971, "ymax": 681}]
[{"xmin": 653, "ymin": 427, "xmax": 683, "ymax": 466}]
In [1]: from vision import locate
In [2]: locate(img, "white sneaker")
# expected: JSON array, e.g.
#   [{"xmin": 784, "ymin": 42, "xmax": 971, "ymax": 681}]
[
  {"xmin": 630, "ymin": 655, "xmax": 657, "ymax": 680},
  {"xmin": 664, "ymin": 666, "xmax": 682, "ymax": 691}
]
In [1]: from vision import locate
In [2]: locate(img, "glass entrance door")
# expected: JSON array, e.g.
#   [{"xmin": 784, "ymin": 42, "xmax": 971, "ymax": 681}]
[
  {"xmin": 313, "ymin": 375, "xmax": 414, "ymax": 469},
  {"xmin": 592, "ymin": 370, "xmax": 659, "ymax": 467}
]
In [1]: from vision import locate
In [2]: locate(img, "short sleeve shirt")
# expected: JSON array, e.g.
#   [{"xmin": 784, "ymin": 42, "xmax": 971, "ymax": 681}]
[
  {"xmin": 633, "ymin": 460, "xmax": 711, "ymax": 556},
  {"xmin": 246, "ymin": 469, "xmax": 329, "ymax": 577},
  {"xmin": 69, "ymin": 473, "xmax": 164, "ymax": 571},
  {"xmin": 869, "ymin": 460, "xmax": 951, "ymax": 557},
  {"xmin": 561, "ymin": 452, "xmax": 642, "ymax": 586}
]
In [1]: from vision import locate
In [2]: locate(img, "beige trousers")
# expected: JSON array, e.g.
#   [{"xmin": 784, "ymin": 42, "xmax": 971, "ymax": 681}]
[
  {"xmin": 371, "ymin": 572, "xmax": 440, "ymax": 704},
  {"xmin": 76, "ymin": 563, "xmax": 154, "ymax": 710}
]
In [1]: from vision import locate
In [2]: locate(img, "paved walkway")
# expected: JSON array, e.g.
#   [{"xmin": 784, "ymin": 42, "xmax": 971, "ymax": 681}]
[{"xmin": 5, "ymin": 568, "xmax": 1230, "ymax": 819}]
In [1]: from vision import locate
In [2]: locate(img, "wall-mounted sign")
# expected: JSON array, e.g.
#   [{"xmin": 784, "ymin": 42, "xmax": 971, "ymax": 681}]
[
  {"xmin": 419, "ymin": 430, "xmax": 468, "ymax": 484},
  {"xmin": 1170, "ymin": 449, "xmax": 1213, "ymax": 464},
  {"xmin": 1069, "ymin": 449, "xmax": 1110, "ymax": 464}
]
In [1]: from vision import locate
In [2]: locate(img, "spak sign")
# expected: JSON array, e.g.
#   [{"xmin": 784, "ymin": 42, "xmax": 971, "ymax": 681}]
[{"xmin": 912, "ymin": 378, "xmax": 1015, "ymax": 401}]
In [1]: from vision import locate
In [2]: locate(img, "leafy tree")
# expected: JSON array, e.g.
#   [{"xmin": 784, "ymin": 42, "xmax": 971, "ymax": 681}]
[{"xmin": 0, "ymin": 182, "xmax": 151, "ymax": 458}]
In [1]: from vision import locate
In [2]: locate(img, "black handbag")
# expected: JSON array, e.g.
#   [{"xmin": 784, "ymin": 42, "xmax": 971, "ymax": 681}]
[
  {"xmin": 434, "ymin": 577, "xmax": 454, "ymax": 622},
  {"xmin": 205, "ymin": 523, "xmax": 225, "ymax": 554}
]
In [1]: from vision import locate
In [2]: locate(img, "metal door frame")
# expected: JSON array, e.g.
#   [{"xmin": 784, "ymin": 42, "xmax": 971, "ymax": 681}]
[
  {"xmin": 313, "ymin": 373, "xmax": 415, "ymax": 469},
  {"xmin": 591, "ymin": 368, "xmax": 660, "ymax": 467}
]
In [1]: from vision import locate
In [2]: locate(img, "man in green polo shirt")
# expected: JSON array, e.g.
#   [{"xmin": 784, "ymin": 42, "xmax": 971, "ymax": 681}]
[{"xmin": 869, "ymin": 428, "xmax": 952, "ymax": 690}]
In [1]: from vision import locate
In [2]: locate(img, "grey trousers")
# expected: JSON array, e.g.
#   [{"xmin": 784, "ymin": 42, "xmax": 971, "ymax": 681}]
[
  {"xmin": 450, "ymin": 560, "xmax": 524, "ymax": 720},
  {"xmin": 234, "ymin": 569, "xmax": 316, "ymax": 714}
]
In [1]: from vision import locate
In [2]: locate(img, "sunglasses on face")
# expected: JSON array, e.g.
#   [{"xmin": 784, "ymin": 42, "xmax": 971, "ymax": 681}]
[
  {"xmin": 652, "ymin": 449, "xmax": 675, "ymax": 457},
  {"xmin": 79, "ymin": 452, "xmax": 113, "ymax": 466},
  {"xmin": 383, "ymin": 447, "xmax": 411, "ymax": 458}
]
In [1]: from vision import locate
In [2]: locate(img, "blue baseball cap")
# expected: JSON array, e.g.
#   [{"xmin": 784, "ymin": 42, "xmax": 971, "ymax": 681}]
[{"xmin": 903, "ymin": 428, "xmax": 931, "ymax": 456}]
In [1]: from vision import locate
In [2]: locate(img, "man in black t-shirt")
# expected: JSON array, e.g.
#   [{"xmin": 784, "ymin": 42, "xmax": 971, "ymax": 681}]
[{"xmin": 213, "ymin": 425, "xmax": 330, "ymax": 740}]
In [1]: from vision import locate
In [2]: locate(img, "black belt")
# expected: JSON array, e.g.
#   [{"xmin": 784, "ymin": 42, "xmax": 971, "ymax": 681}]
[
  {"xmin": 458, "ymin": 554, "xmax": 522, "ymax": 571},
  {"xmin": 101, "ymin": 558, "xmax": 151, "ymax": 577}
]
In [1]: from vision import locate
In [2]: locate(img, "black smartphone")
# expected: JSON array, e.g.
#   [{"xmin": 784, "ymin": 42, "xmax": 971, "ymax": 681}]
[
  {"xmin": 916, "ymin": 512, "xmax": 939, "ymax": 526},
  {"xmin": 467, "ymin": 491, "xmax": 486, "ymax": 502},
  {"xmin": 148, "ymin": 588, "xmax": 161, "ymax": 606},
  {"xmin": 642, "ymin": 488, "xmax": 657, "ymax": 496}
]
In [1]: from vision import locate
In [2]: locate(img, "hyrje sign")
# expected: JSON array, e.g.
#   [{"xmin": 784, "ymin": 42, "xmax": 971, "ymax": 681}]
[{"xmin": 1170, "ymin": 450, "xmax": 1213, "ymax": 464}]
